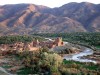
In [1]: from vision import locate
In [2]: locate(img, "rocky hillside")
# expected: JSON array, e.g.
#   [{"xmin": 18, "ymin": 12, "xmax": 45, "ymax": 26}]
[{"xmin": 0, "ymin": 2, "xmax": 100, "ymax": 35}]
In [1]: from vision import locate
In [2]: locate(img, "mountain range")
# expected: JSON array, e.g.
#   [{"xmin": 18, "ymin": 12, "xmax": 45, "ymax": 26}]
[{"xmin": 0, "ymin": 2, "xmax": 100, "ymax": 35}]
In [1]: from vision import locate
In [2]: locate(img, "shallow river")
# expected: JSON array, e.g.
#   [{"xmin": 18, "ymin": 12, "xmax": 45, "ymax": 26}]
[{"xmin": 63, "ymin": 48, "xmax": 97, "ymax": 64}]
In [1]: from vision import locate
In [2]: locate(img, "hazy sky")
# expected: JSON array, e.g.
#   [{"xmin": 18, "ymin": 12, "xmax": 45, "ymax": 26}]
[{"xmin": 0, "ymin": 0, "xmax": 100, "ymax": 8}]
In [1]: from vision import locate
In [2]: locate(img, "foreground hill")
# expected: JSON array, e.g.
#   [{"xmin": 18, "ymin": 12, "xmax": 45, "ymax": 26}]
[{"xmin": 0, "ymin": 2, "xmax": 100, "ymax": 35}]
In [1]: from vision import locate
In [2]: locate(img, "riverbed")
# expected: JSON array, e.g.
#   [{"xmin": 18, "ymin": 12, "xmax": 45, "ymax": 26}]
[{"xmin": 63, "ymin": 48, "xmax": 97, "ymax": 64}]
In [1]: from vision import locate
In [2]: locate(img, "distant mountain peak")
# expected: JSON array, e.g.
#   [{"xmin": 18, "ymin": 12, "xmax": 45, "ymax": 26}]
[
  {"xmin": 26, "ymin": 4, "xmax": 37, "ymax": 12},
  {"xmin": 81, "ymin": 2, "xmax": 93, "ymax": 4}
]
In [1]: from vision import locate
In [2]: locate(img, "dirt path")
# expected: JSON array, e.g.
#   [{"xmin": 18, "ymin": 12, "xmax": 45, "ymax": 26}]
[
  {"xmin": 0, "ymin": 67, "xmax": 14, "ymax": 75},
  {"xmin": 0, "ymin": 58, "xmax": 15, "ymax": 75}
]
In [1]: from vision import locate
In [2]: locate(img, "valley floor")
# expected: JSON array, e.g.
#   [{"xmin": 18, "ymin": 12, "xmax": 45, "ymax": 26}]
[{"xmin": 0, "ymin": 41, "xmax": 100, "ymax": 75}]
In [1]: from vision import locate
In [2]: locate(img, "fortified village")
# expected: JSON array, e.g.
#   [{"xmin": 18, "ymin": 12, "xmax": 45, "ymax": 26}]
[{"xmin": 0, "ymin": 37, "xmax": 64, "ymax": 54}]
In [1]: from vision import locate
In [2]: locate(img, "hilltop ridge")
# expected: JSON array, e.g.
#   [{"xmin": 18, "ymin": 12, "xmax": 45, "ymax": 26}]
[{"xmin": 0, "ymin": 2, "xmax": 100, "ymax": 35}]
